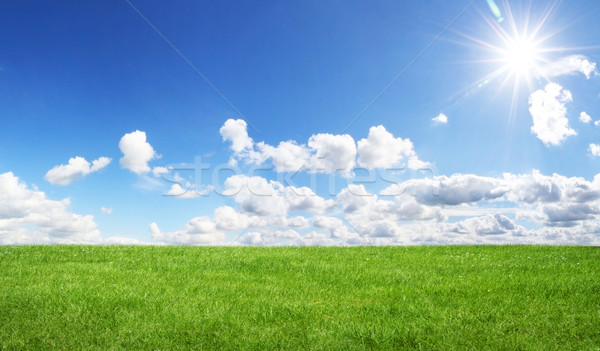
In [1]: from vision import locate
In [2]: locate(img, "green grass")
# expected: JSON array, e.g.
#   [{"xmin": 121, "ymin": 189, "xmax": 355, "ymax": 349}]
[{"xmin": 0, "ymin": 245, "xmax": 599, "ymax": 350}]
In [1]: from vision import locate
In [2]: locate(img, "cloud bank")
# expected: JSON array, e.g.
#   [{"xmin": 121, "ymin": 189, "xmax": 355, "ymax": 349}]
[
  {"xmin": 0, "ymin": 172, "xmax": 101, "ymax": 244},
  {"xmin": 149, "ymin": 168, "xmax": 600, "ymax": 246}
]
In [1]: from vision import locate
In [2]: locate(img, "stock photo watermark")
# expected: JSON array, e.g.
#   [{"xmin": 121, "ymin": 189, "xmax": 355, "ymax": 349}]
[{"xmin": 157, "ymin": 156, "xmax": 441, "ymax": 199}]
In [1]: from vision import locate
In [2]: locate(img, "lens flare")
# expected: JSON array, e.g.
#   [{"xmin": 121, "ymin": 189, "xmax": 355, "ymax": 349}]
[{"xmin": 486, "ymin": 0, "xmax": 504, "ymax": 23}]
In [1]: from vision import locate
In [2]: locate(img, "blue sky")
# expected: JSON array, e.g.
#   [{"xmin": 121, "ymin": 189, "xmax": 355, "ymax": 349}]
[{"xmin": 2, "ymin": 0, "xmax": 600, "ymax": 245}]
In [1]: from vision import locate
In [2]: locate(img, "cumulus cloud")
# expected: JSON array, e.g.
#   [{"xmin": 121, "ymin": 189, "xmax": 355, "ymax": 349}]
[
  {"xmin": 308, "ymin": 133, "xmax": 357, "ymax": 173},
  {"xmin": 337, "ymin": 184, "xmax": 377, "ymax": 213},
  {"xmin": 223, "ymin": 175, "xmax": 288, "ymax": 217},
  {"xmin": 432, "ymin": 113, "xmax": 448, "ymax": 124},
  {"xmin": 0, "ymin": 172, "xmax": 101, "ymax": 244},
  {"xmin": 338, "ymin": 183, "xmax": 443, "ymax": 239},
  {"xmin": 284, "ymin": 216, "xmax": 309, "ymax": 228},
  {"xmin": 164, "ymin": 183, "xmax": 206, "ymax": 198},
  {"xmin": 580, "ymin": 111, "xmax": 592, "ymax": 124},
  {"xmin": 45, "ymin": 156, "xmax": 111, "ymax": 185},
  {"xmin": 119, "ymin": 130, "xmax": 158, "ymax": 174},
  {"xmin": 384, "ymin": 174, "xmax": 507, "ymax": 206},
  {"xmin": 236, "ymin": 230, "xmax": 336, "ymax": 246},
  {"xmin": 236, "ymin": 230, "xmax": 300, "ymax": 246},
  {"xmin": 448, "ymin": 214, "xmax": 525, "ymax": 236},
  {"xmin": 154, "ymin": 167, "xmax": 600, "ymax": 246},
  {"xmin": 499, "ymin": 171, "xmax": 600, "ymax": 227},
  {"xmin": 543, "ymin": 203, "xmax": 599, "ymax": 226},
  {"xmin": 151, "ymin": 163, "xmax": 600, "ymax": 246},
  {"xmin": 220, "ymin": 119, "xmax": 253, "ymax": 153},
  {"xmin": 257, "ymin": 141, "xmax": 310, "ymax": 172},
  {"xmin": 149, "ymin": 219, "xmax": 225, "ymax": 245},
  {"xmin": 245, "ymin": 133, "xmax": 358, "ymax": 174},
  {"xmin": 503, "ymin": 171, "xmax": 562, "ymax": 203},
  {"xmin": 237, "ymin": 231, "xmax": 273, "ymax": 246},
  {"xmin": 542, "ymin": 55, "xmax": 598, "ymax": 79},
  {"xmin": 103, "ymin": 236, "xmax": 149, "ymax": 245},
  {"xmin": 313, "ymin": 216, "xmax": 357, "ymax": 239},
  {"xmin": 357, "ymin": 125, "xmax": 428, "ymax": 170},
  {"xmin": 528, "ymin": 83, "xmax": 576, "ymax": 146},
  {"xmin": 214, "ymin": 205, "xmax": 254, "ymax": 231},
  {"xmin": 590, "ymin": 144, "xmax": 600, "ymax": 157},
  {"xmin": 152, "ymin": 166, "xmax": 169, "ymax": 177},
  {"xmin": 100, "ymin": 207, "xmax": 113, "ymax": 215},
  {"xmin": 222, "ymin": 175, "xmax": 334, "ymax": 217},
  {"xmin": 219, "ymin": 119, "xmax": 426, "ymax": 174},
  {"xmin": 381, "ymin": 170, "xmax": 600, "ymax": 229},
  {"xmin": 148, "ymin": 120, "xmax": 600, "ymax": 246},
  {"xmin": 285, "ymin": 186, "xmax": 335, "ymax": 213}
]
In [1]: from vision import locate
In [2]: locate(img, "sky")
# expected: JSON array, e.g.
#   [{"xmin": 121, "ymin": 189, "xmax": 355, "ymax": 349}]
[{"xmin": 2, "ymin": 0, "xmax": 600, "ymax": 245}]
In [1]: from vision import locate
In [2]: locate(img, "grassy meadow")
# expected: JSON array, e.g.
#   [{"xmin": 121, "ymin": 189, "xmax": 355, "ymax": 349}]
[{"xmin": 0, "ymin": 245, "xmax": 599, "ymax": 350}]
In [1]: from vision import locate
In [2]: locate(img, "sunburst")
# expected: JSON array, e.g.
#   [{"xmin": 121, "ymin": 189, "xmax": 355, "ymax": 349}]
[
  {"xmin": 502, "ymin": 36, "xmax": 540, "ymax": 76},
  {"xmin": 445, "ymin": 0, "xmax": 570, "ymax": 125}
]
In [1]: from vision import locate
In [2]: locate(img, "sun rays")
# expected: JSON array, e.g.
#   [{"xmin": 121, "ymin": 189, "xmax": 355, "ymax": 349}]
[{"xmin": 442, "ymin": 0, "xmax": 573, "ymax": 128}]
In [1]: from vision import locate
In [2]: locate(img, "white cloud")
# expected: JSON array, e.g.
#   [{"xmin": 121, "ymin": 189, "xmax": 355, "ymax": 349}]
[
  {"xmin": 542, "ymin": 55, "xmax": 598, "ymax": 79},
  {"xmin": 384, "ymin": 173, "xmax": 506, "ymax": 206},
  {"xmin": 543, "ymin": 203, "xmax": 599, "ymax": 225},
  {"xmin": 220, "ymin": 119, "xmax": 253, "ymax": 153},
  {"xmin": 45, "ymin": 156, "xmax": 111, "ymax": 185},
  {"xmin": 503, "ymin": 170, "xmax": 562, "ymax": 204},
  {"xmin": 214, "ymin": 205, "xmax": 254, "ymax": 231},
  {"xmin": 283, "ymin": 216, "xmax": 309, "ymax": 228},
  {"xmin": 164, "ymin": 183, "xmax": 205, "ymax": 198},
  {"xmin": 590, "ymin": 144, "xmax": 600, "ymax": 157},
  {"xmin": 152, "ymin": 166, "xmax": 169, "ymax": 177},
  {"xmin": 294, "ymin": 231, "xmax": 338, "ymax": 246},
  {"xmin": 580, "ymin": 111, "xmax": 592, "ymax": 124},
  {"xmin": 223, "ymin": 175, "xmax": 288, "ymax": 217},
  {"xmin": 103, "ymin": 236, "xmax": 149, "ymax": 245},
  {"xmin": 350, "ymin": 219, "xmax": 407, "ymax": 238},
  {"xmin": 338, "ymin": 184, "xmax": 443, "ymax": 239},
  {"xmin": 308, "ymin": 133, "xmax": 357, "ymax": 173},
  {"xmin": 313, "ymin": 216, "xmax": 357, "ymax": 239},
  {"xmin": 448, "ymin": 214, "xmax": 526, "ymax": 236},
  {"xmin": 595, "ymin": 120, "xmax": 600, "ymax": 127},
  {"xmin": 432, "ymin": 113, "xmax": 448, "ymax": 124},
  {"xmin": 150, "ymin": 219, "xmax": 225, "ymax": 245},
  {"xmin": 161, "ymin": 168, "xmax": 600, "ymax": 246},
  {"xmin": 237, "ymin": 230, "xmax": 337, "ymax": 246},
  {"xmin": 221, "ymin": 175, "xmax": 335, "ymax": 219},
  {"xmin": 528, "ymin": 83, "xmax": 576, "ymax": 146},
  {"xmin": 119, "ymin": 130, "xmax": 158, "ymax": 174},
  {"xmin": 237, "ymin": 231, "xmax": 273, "ymax": 246},
  {"xmin": 0, "ymin": 172, "xmax": 101, "ymax": 244},
  {"xmin": 100, "ymin": 207, "xmax": 113, "ymax": 215},
  {"xmin": 250, "ymin": 134, "xmax": 357, "ymax": 174},
  {"xmin": 219, "ymin": 119, "xmax": 427, "ymax": 174},
  {"xmin": 285, "ymin": 186, "xmax": 335, "ymax": 213},
  {"xmin": 357, "ymin": 125, "xmax": 427, "ymax": 170},
  {"xmin": 337, "ymin": 184, "xmax": 377, "ymax": 213},
  {"xmin": 257, "ymin": 140, "xmax": 310, "ymax": 172},
  {"xmin": 506, "ymin": 171, "xmax": 600, "ymax": 206}
]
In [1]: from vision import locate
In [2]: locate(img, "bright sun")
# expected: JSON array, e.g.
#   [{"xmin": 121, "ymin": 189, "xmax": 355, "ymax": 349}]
[
  {"xmin": 455, "ymin": 0, "xmax": 562, "ymax": 93},
  {"xmin": 450, "ymin": 0, "xmax": 567, "ymax": 126},
  {"xmin": 502, "ymin": 37, "xmax": 539, "ymax": 75}
]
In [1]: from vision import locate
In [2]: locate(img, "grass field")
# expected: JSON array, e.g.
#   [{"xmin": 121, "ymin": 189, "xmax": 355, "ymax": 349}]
[{"xmin": 0, "ymin": 245, "xmax": 599, "ymax": 350}]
